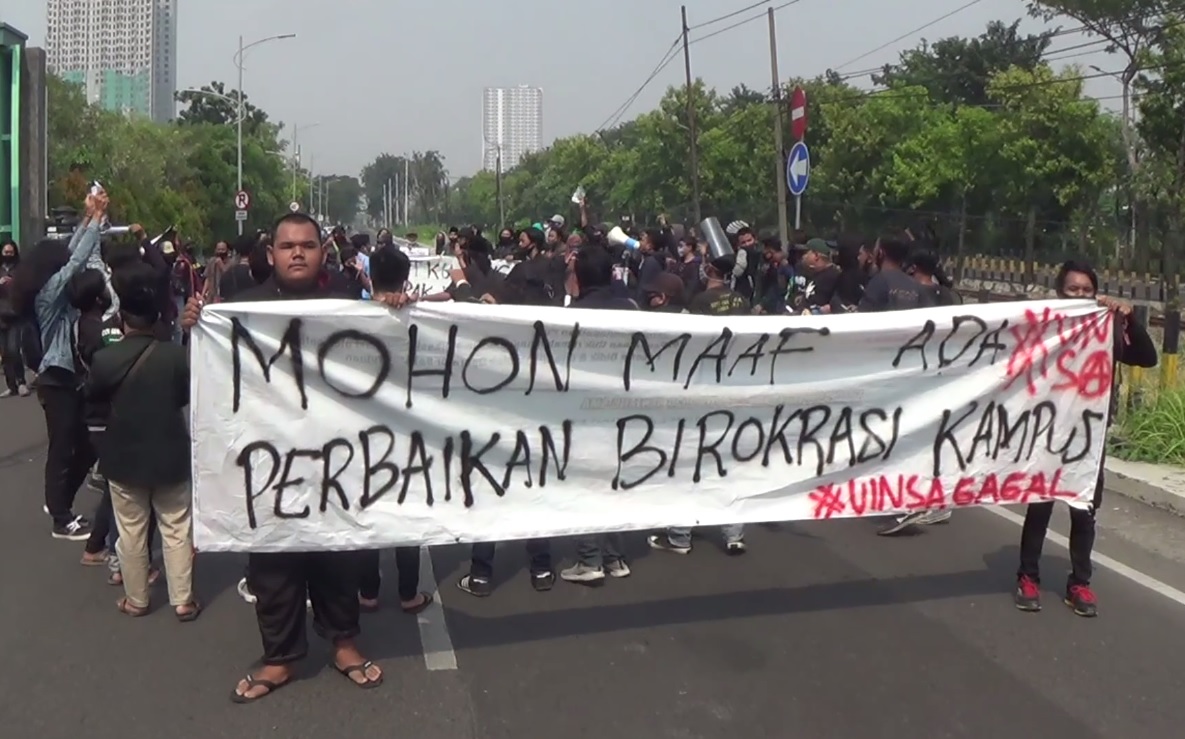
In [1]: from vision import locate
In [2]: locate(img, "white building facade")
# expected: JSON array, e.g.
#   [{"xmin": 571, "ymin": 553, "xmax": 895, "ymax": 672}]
[
  {"xmin": 46, "ymin": 0, "xmax": 177, "ymax": 122},
  {"xmin": 482, "ymin": 85, "xmax": 543, "ymax": 171}
]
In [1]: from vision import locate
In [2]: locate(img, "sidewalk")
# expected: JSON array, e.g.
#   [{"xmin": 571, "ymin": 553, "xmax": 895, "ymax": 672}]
[{"xmin": 1105, "ymin": 458, "xmax": 1185, "ymax": 516}]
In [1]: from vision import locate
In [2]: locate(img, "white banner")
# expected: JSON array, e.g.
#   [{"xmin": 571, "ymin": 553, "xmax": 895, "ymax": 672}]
[
  {"xmin": 191, "ymin": 300, "xmax": 1113, "ymax": 552},
  {"xmin": 404, "ymin": 256, "xmax": 515, "ymax": 299}
]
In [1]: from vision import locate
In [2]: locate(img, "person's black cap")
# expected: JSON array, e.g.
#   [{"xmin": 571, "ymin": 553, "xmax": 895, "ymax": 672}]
[
  {"xmin": 709, "ymin": 255, "xmax": 735, "ymax": 275},
  {"xmin": 642, "ymin": 272, "xmax": 685, "ymax": 300}
]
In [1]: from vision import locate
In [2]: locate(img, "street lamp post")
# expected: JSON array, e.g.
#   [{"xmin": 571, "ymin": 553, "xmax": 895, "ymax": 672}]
[
  {"xmin": 291, "ymin": 122, "xmax": 321, "ymax": 203},
  {"xmin": 234, "ymin": 32, "xmax": 296, "ymax": 234}
]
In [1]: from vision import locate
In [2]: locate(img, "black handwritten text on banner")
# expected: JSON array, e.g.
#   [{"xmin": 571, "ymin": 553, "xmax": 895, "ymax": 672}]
[{"xmin": 190, "ymin": 301, "xmax": 1111, "ymax": 551}]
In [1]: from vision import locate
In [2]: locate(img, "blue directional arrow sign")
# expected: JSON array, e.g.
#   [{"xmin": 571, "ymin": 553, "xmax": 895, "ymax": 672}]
[{"xmin": 786, "ymin": 141, "xmax": 811, "ymax": 197}]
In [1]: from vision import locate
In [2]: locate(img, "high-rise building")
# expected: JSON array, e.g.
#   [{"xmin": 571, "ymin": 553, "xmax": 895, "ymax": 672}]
[
  {"xmin": 45, "ymin": 0, "xmax": 177, "ymax": 122},
  {"xmin": 482, "ymin": 85, "xmax": 543, "ymax": 171}
]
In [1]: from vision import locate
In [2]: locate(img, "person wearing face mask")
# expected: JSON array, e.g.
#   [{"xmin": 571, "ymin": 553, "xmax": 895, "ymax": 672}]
[
  {"xmin": 495, "ymin": 227, "xmax": 516, "ymax": 260},
  {"xmin": 641, "ymin": 272, "xmax": 687, "ymax": 313},
  {"xmin": 500, "ymin": 228, "xmax": 565, "ymax": 306},
  {"xmin": 674, "ymin": 234, "xmax": 701, "ymax": 298},
  {"xmin": 202, "ymin": 240, "xmax": 231, "ymax": 302},
  {"xmin": 376, "ymin": 229, "xmax": 394, "ymax": 249},
  {"xmin": 754, "ymin": 238, "xmax": 796, "ymax": 314},
  {"xmin": 0, "ymin": 240, "xmax": 32, "ymax": 397},
  {"xmin": 1014, "ymin": 260, "xmax": 1156, "ymax": 618},
  {"xmin": 731, "ymin": 227, "xmax": 760, "ymax": 302},
  {"xmin": 904, "ymin": 246, "xmax": 960, "ymax": 306},
  {"xmin": 688, "ymin": 256, "xmax": 748, "ymax": 316}
]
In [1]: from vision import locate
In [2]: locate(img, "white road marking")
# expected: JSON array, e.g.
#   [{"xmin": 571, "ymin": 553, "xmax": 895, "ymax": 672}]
[
  {"xmin": 985, "ymin": 507, "xmax": 1185, "ymax": 608},
  {"xmin": 416, "ymin": 546, "xmax": 458, "ymax": 670}
]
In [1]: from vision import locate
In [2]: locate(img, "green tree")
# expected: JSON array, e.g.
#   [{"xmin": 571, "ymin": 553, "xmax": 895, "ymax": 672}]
[
  {"xmin": 320, "ymin": 174, "xmax": 364, "ymax": 225},
  {"xmin": 175, "ymin": 81, "xmax": 271, "ymax": 136},
  {"xmin": 874, "ymin": 20, "xmax": 1052, "ymax": 106}
]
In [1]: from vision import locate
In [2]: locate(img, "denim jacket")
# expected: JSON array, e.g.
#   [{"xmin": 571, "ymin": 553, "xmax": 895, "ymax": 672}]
[{"xmin": 35, "ymin": 222, "xmax": 101, "ymax": 375}]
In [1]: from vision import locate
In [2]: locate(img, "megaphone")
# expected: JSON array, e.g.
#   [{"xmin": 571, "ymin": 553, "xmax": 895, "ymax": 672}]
[{"xmin": 607, "ymin": 226, "xmax": 640, "ymax": 251}]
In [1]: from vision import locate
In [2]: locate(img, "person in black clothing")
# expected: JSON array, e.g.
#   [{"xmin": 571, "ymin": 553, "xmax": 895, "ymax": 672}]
[
  {"xmin": 688, "ymin": 256, "xmax": 748, "ymax": 316},
  {"xmin": 731, "ymin": 226, "xmax": 760, "ymax": 301},
  {"xmin": 456, "ymin": 230, "xmax": 558, "ymax": 598},
  {"xmin": 857, "ymin": 235, "xmax": 937, "ymax": 314},
  {"xmin": 788, "ymin": 238, "xmax": 841, "ymax": 314},
  {"xmin": 1014, "ymin": 260, "xmax": 1157, "ymax": 618},
  {"xmin": 561, "ymin": 246, "xmax": 636, "ymax": 586},
  {"xmin": 905, "ymin": 246, "xmax": 961, "ymax": 306},
  {"xmin": 181, "ymin": 212, "xmax": 389, "ymax": 702},
  {"xmin": 831, "ymin": 238, "xmax": 866, "ymax": 313},
  {"xmin": 357, "ymin": 247, "xmax": 435, "ymax": 616},
  {"xmin": 217, "ymin": 234, "xmax": 258, "ymax": 302},
  {"xmin": 71, "ymin": 268, "xmax": 140, "ymax": 573},
  {"xmin": 0, "ymin": 239, "xmax": 32, "ymax": 397},
  {"xmin": 501, "ymin": 227, "xmax": 565, "ymax": 306},
  {"xmin": 641, "ymin": 272, "xmax": 687, "ymax": 312}
]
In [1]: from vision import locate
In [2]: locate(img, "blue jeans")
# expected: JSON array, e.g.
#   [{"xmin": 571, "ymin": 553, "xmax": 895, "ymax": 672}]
[{"xmin": 667, "ymin": 524, "xmax": 744, "ymax": 548}]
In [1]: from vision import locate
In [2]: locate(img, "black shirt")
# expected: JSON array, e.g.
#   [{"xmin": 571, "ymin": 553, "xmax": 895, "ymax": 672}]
[
  {"xmin": 790, "ymin": 265, "xmax": 840, "ymax": 313},
  {"xmin": 218, "ymin": 263, "xmax": 256, "ymax": 302},
  {"xmin": 858, "ymin": 268, "xmax": 937, "ymax": 312}
]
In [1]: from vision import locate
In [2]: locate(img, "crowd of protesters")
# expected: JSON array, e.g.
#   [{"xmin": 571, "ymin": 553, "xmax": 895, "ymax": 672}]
[{"xmin": 0, "ymin": 186, "xmax": 1157, "ymax": 703}]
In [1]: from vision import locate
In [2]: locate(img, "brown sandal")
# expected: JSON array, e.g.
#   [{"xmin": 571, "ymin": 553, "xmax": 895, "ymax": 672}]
[
  {"xmin": 116, "ymin": 597, "xmax": 148, "ymax": 617},
  {"xmin": 175, "ymin": 601, "xmax": 202, "ymax": 622}
]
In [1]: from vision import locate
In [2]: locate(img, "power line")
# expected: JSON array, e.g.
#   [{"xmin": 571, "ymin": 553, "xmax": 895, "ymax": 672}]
[
  {"xmin": 689, "ymin": 0, "xmax": 806, "ymax": 45},
  {"xmin": 687, "ymin": 1, "xmax": 772, "ymax": 30},
  {"xmin": 594, "ymin": 37, "xmax": 682, "ymax": 132},
  {"xmin": 594, "ymin": 0, "xmax": 806, "ymax": 132},
  {"xmin": 832, "ymin": 0, "xmax": 985, "ymax": 71}
]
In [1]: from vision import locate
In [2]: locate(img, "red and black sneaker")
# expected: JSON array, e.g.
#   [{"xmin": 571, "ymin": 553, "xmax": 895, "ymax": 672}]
[
  {"xmin": 1065, "ymin": 584, "xmax": 1098, "ymax": 618},
  {"xmin": 1014, "ymin": 575, "xmax": 1041, "ymax": 612}
]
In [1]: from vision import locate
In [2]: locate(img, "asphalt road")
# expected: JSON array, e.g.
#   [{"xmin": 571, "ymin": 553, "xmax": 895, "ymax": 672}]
[{"xmin": 3, "ymin": 393, "xmax": 1185, "ymax": 739}]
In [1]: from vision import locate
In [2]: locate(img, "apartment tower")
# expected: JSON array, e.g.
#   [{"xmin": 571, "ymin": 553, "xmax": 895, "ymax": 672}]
[
  {"xmin": 45, "ymin": 0, "xmax": 177, "ymax": 122},
  {"xmin": 482, "ymin": 85, "xmax": 543, "ymax": 171}
]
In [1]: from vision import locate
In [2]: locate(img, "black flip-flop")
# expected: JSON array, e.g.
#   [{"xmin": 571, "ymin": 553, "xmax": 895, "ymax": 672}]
[
  {"xmin": 230, "ymin": 674, "xmax": 291, "ymax": 704},
  {"xmin": 400, "ymin": 592, "xmax": 434, "ymax": 615},
  {"xmin": 334, "ymin": 660, "xmax": 384, "ymax": 689}
]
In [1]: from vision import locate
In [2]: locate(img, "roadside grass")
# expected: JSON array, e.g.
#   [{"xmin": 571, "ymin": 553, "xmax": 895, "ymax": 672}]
[{"xmin": 1111, "ymin": 381, "xmax": 1185, "ymax": 465}]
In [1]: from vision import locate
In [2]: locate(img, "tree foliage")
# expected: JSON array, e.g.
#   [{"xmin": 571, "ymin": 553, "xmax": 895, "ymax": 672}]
[
  {"xmin": 447, "ymin": 18, "xmax": 1168, "ymax": 266},
  {"xmin": 360, "ymin": 150, "xmax": 450, "ymax": 225},
  {"xmin": 48, "ymin": 76, "xmax": 302, "ymax": 251}
]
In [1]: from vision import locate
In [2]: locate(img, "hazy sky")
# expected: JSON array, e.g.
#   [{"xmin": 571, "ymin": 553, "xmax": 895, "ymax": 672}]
[{"xmin": 4, "ymin": 0, "xmax": 1122, "ymax": 179}]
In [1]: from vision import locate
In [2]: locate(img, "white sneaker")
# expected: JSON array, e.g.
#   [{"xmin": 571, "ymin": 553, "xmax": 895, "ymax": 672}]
[
  {"xmin": 0, "ymin": 390, "xmax": 12, "ymax": 398},
  {"xmin": 560, "ymin": 563, "xmax": 605, "ymax": 583},
  {"xmin": 17, "ymin": 384, "xmax": 30, "ymax": 397},
  {"xmin": 917, "ymin": 509, "xmax": 953, "ymax": 525},
  {"xmin": 605, "ymin": 559, "xmax": 631, "ymax": 578}
]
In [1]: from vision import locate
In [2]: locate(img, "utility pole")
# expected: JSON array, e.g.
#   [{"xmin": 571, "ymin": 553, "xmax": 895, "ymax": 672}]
[
  {"xmin": 769, "ymin": 8, "xmax": 789, "ymax": 247},
  {"xmin": 308, "ymin": 155, "xmax": 315, "ymax": 221},
  {"xmin": 403, "ymin": 157, "xmax": 410, "ymax": 227},
  {"xmin": 236, "ymin": 35, "xmax": 244, "ymax": 236},
  {"xmin": 385, "ymin": 178, "xmax": 392, "ymax": 226},
  {"xmin": 681, "ymin": 5, "xmax": 702, "ymax": 225}
]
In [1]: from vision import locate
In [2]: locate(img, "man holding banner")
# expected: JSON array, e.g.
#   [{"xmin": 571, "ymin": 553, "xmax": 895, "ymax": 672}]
[{"xmin": 186, "ymin": 212, "xmax": 391, "ymax": 703}]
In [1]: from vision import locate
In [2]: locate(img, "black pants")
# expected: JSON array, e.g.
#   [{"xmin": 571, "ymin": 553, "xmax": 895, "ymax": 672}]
[
  {"xmin": 0, "ymin": 320, "xmax": 31, "ymax": 392},
  {"xmin": 358, "ymin": 548, "xmax": 421, "ymax": 602},
  {"xmin": 469, "ymin": 538, "xmax": 552, "ymax": 581},
  {"xmin": 1018, "ymin": 463, "xmax": 1105, "ymax": 588},
  {"xmin": 247, "ymin": 551, "xmax": 362, "ymax": 666},
  {"xmin": 38, "ymin": 383, "xmax": 95, "ymax": 527}
]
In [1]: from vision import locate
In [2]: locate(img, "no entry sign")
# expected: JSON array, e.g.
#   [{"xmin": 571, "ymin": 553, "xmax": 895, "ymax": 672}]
[{"xmin": 790, "ymin": 86, "xmax": 807, "ymax": 141}]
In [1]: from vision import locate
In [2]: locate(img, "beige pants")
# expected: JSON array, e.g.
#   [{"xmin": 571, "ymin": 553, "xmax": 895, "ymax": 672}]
[{"xmin": 109, "ymin": 479, "xmax": 194, "ymax": 608}]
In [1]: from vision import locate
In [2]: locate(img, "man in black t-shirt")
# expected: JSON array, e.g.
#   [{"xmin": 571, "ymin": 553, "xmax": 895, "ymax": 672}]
[
  {"xmin": 688, "ymin": 256, "xmax": 748, "ymax": 316},
  {"xmin": 789, "ymin": 239, "xmax": 841, "ymax": 314},
  {"xmin": 858, "ymin": 237, "xmax": 937, "ymax": 314},
  {"xmin": 182, "ymin": 213, "xmax": 389, "ymax": 703},
  {"xmin": 862, "ymin": 235, "xmax": 943, "ymax": 536}
]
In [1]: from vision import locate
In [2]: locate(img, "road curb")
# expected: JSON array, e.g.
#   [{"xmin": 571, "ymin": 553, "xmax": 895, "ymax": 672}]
[{"xmin": 1104, "ymin": 460, "xmax": 1185, "ymax": 517}]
